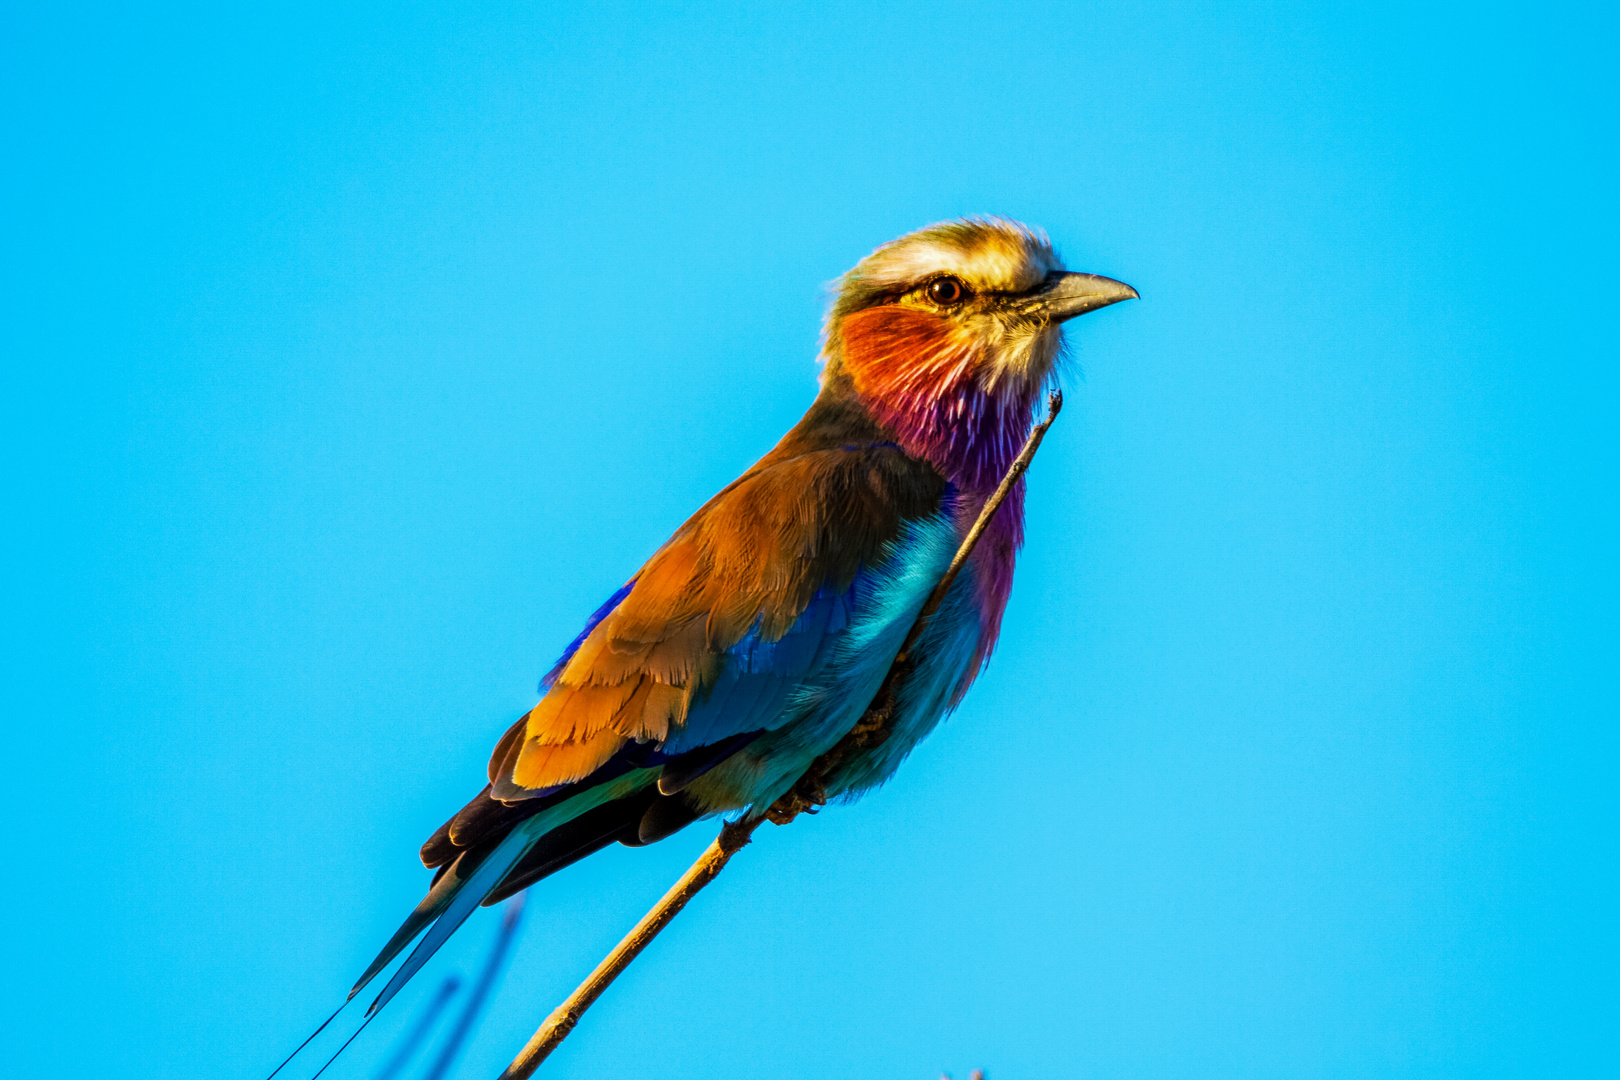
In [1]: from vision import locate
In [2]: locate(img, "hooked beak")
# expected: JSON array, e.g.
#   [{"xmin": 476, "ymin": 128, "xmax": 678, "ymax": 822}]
[{"xmin": 1015, "ymin": 271, "xmax": 1139, "ymax": 324}]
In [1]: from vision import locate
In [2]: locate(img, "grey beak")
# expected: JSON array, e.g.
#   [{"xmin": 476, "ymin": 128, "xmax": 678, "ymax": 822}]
[{"xmin": 1017, "ymin": 271, "xmax": 1139, "ymax": 324}]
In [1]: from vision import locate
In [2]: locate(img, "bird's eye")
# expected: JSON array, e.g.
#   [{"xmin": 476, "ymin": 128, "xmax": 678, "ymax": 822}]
[{"xmin": 926, "ymin": 277, "xmax": 966, "ymax": 305}]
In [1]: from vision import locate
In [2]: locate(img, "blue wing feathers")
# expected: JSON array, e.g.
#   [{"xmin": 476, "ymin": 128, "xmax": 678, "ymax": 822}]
[{"xmin": 665, "ymin": 586, "xmax": 853, "ymax": 753}]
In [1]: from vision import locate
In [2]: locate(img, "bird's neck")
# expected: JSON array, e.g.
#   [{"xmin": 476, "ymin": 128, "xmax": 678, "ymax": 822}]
[
  {"xmin": 832, "ymin": 306, "xmax": 1038, "ymax": 493},
  {"xmin": 826, "ymin": 305, "xmax": 1033, "ymax": 673}
]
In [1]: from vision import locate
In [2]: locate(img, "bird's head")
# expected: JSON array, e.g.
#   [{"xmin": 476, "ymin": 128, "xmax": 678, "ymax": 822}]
[{"xmin": 820, "ymin": 217, "xmax": 1136, "ymax": 486}]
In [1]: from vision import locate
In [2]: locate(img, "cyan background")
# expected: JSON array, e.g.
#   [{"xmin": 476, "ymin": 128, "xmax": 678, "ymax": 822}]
[{"xmin": 3, "ymin": 3, "xmax": 1614, "ymax": 1078}]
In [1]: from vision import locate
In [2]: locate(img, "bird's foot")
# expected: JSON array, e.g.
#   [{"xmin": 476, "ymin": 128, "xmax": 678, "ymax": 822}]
[{"xmin": 765, "ymin": 777, "xmax": 827, "ymax": 824}]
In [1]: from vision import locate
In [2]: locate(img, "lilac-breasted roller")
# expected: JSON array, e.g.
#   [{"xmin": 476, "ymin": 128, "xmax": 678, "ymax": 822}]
[{"xmin": 351, "ymin": 217, "xmax": 1136, "ymax": 1015}]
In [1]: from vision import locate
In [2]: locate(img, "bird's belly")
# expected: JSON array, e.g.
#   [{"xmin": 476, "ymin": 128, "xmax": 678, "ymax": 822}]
[{"xmin": 823, "ymin": 563, "xmax": 984, "ymax": 798}]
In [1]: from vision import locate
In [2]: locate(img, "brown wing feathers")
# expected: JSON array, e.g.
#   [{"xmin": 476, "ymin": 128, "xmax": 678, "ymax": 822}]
[
  {"xmin": 503, "ymin": 448, "xmax": 922, "ymax": 797},
  {"xmin": 420, "ymin": 395, "xmax": 947, "ymax": 886}
]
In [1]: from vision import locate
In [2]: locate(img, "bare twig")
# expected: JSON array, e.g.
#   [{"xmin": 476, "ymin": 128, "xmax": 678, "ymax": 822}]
[
  {"xmin": 497, "ymin": 820, "xmax": 761, "ymax": 1079},
  {"xmin": 498, "ymin": 390, "xmax": 1064, "ymax": 1078}
]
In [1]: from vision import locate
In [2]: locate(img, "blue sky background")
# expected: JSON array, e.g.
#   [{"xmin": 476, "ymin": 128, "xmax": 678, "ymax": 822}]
[{"xmin": 3, "ymin": 3, "xmax": 1615, "ymax": 1078}]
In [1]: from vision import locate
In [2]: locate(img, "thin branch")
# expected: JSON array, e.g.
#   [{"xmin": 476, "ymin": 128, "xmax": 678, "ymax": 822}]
[
  {"xmin": 496, "ymin": 819, "xmax": 761, "ymax": 1079},
  {"xmin": 498, "ymin": 390, "xmax": 1064, "ymax": 1078}
]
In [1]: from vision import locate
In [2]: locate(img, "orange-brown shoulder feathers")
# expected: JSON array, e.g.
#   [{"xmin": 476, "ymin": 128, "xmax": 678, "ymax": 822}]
[{"xmin": 493, "ymin": 394, "xmax": 946, "ymax": 796}]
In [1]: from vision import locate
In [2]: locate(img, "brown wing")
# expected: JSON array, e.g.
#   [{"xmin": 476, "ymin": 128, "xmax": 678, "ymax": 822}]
[
  {"xmin": 420, "ymin": 394, "xmax": 947, "ymax": 872},
  {"xmin": 497, "ymin": 442, "xmax": 945, "ymax": 792}
]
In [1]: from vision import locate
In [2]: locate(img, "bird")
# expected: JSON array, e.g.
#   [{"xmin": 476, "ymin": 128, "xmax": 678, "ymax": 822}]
[{"xmin": 348, "ymin": 216, "xmax": 1135, "ymax": 1019}]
